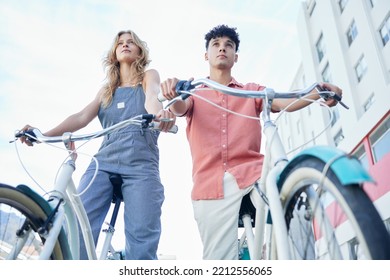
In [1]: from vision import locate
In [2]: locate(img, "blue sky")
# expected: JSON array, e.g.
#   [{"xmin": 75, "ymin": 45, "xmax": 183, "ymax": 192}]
[{"xmin": 0, "ymin": 0, "xmax": 304, "ymax": 259}]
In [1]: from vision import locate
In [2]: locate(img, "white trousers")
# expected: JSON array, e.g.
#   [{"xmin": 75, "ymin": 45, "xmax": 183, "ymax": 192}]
[{"xmin": 192, "ymin": 172, "xmax": 254, "ymax": 260}]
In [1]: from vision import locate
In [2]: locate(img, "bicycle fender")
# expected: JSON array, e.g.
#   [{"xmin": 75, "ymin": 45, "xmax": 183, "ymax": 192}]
[{"xmin": 279, "ymin": 145, "xmax": 375, "ymax": 186}]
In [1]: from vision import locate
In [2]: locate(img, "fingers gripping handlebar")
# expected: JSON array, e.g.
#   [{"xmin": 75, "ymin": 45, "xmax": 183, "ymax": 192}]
[
  {"xmin": 315, "ymin": 85, "xmax": 349, "ymax": 109},
  {"xmin": 158, "ymin": 80, "xmax": 195, "ymax": 102}
]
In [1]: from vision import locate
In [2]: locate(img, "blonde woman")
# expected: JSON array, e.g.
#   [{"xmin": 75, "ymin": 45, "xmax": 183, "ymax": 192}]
[{"xmin": 21, "ymin": 30, "xmax": 176, "ymax": 259}]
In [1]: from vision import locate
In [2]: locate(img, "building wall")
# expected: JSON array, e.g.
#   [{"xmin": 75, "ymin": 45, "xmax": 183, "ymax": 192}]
[{"xmin": 278, "ymin": 0, "xmax": 390, "ymax": 222}]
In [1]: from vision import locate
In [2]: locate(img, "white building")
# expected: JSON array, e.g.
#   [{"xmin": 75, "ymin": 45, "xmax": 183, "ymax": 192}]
[{"xmin": 278, "ymin": 0, "xmax": 390, "ymax": 230}]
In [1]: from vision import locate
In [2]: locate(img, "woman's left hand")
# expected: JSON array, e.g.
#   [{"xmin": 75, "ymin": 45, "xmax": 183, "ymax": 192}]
[{"xmin": 155, "ymin": 109, "xmax": 176, "ymax": 132}]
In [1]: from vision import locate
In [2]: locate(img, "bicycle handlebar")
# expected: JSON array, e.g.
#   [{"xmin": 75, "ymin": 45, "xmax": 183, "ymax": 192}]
[
  {"xmin": 13, "ymin": 114, "xmax": 178, "ymax": 144},
  {"xmin": 158, "ymin": 78, "xmax": 349, "ymax": 109}
]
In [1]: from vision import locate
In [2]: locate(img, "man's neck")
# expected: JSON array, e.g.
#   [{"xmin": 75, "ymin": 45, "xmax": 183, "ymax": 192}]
[{"xmin": 209, "ymin": 69, "xmax": 232, "ymax": 86}]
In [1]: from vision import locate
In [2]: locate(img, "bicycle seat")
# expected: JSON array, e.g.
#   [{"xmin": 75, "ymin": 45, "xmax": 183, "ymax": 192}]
[{"xmin": 238, "ymin": 193, "xmax": 256, "ymax": 228}]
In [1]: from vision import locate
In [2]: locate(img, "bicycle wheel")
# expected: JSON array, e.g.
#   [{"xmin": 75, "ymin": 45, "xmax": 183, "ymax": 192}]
[
  {"xmin": 0, "ymin": 184, "xmax": 67, "ymax": 260},
  {"xmin": 277, "ymin": 157, "xmax": 390, "ymax": 260}
]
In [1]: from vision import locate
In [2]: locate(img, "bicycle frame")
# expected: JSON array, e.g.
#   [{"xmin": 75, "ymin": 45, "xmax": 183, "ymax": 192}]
[{"xmin": 36, "ymin": 158, "xmax": 97, "ymax": 260}]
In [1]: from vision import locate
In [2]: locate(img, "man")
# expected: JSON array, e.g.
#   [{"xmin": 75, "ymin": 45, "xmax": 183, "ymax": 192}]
[{"xmin": 160, "ymin": 24, "xmax": 342, "ymax": 259}]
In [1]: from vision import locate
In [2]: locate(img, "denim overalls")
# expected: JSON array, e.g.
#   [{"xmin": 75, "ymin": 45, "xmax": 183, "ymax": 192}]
[{"xmin": 78, "ymin": 85, "xmax": 164, "ymax": 259}]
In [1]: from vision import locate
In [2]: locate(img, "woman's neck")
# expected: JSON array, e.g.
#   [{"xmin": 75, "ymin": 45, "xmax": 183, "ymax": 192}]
[{"xmin": 119, "ymin": 64, "xmax": 139, "ymax": 87}]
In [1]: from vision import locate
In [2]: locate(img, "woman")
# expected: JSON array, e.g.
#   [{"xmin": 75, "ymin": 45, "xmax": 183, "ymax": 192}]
[{"xmin": 21, "ymin": 30, "xmax": 176, "ymax": 259}]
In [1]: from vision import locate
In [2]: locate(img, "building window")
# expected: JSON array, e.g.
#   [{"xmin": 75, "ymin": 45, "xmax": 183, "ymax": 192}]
[
  {"xmin": 322, "ymin": 62, "xmax": 332, "ymax": 83},
  {"xmin": 288, "ymin": 136, "xmax": 292, "ymax": 150},
  {"xmin": 355, "ymin": 55, "xmax": 367, "ymax": 82},
  {"xmin": 316, "ymin": 33, "xmax": 325, "ymax": 62},
  {"xmin": 368, "ymin": 0, "xmax": 376, "ymax": 8},
  {"xmin": 380, "ymin": 14, "xmax": 390, "ymax": 46},
  {"xmin": 334, "ymin": 129, "xmax": 344, "ymax": 146},
  {"xmin": 347, "ymin": 20, "xmax": 358, "ymax": 46},
  {"xmin": 339, "ymin": 0, "xmax": 349, "ymax": 13},
  {"xmin": 363, "ymin": 93, "xmax": 375, "ymax": 112},
  {"xmin": 330, "ymin": 107, "xmax": 340, "ymax": 127},
  {"xmin": 308, "ymin": 0, "xmax": 317, "ymax": 17},
  {"xmin": 352, "ymin": 144, "xmax": 369, "ymax": 170},
  {"xmin": 370, "ymin": 117, "xmax": 390, "ymax": 163},
  {"xmin": 311, "ymin": 131, "xmax": 316, "ymax": 146}
]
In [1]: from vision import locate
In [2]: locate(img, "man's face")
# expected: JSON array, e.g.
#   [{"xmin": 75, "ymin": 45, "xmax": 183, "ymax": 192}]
[{"xmin": 205, "ymin": 36, "xmax": 238, "ymax": 70}]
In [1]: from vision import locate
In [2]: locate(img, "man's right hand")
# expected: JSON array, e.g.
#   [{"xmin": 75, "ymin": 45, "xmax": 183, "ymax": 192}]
[{"xmin": 160, "ymin": 77, "xmax": 180, "ymax": 101}]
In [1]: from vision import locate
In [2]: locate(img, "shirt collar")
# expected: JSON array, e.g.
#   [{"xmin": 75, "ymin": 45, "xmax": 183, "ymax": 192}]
[{"xmin": 202, "ymin": 76, "xmax": 244, "ymax": 88}]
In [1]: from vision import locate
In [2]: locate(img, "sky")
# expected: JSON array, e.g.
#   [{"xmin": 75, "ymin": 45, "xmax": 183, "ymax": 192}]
[{"xmin": 0, "ymin": 0, "xmax": 305, "ymax": 259}]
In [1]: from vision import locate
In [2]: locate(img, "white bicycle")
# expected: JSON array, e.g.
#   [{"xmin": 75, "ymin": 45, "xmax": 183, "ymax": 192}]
[
  {"xmin": 160, "ymin": 78, "xmax": 390, "ymax": 260},
  {"xmin": 0, "ymin": 114, "xmax": 177, "ymax": 260}
]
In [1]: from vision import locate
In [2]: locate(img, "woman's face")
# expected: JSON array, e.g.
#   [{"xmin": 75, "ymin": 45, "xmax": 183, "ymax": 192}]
[{"xmin": 115, "ymin": 33, "xmax": 141, "ymax": 64}]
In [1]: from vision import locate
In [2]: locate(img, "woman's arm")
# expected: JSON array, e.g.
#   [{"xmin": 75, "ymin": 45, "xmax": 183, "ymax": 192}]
[
  {"xmin": 43, "ymin": 89, "xmax": 102, "ymax": 136},
  {"xmin": 143, "ymin": 69, "xmax": 176, "ymax": 132}
]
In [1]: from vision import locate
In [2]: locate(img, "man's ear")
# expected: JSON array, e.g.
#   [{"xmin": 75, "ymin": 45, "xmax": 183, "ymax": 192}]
[
  {"xmin": 205, "ymin": 53, "xmax": 208, "ymax": 61},
  {"xmin": 234, "ymin": 53, "xmax": 238, "ymax": 63}
]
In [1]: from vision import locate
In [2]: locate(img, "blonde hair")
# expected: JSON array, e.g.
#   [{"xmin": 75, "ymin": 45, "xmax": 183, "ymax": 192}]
[{"xmin": 101, "ymin": 30, "xmax": 151, "ymax": 107}]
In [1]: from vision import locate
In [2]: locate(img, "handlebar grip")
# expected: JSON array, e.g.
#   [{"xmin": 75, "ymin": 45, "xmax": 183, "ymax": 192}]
[
  {"xmin": 157, "ymin": 92, "xmax": 166, "ymax": 102},
  {"xmin": 149, "ymin": 122, "xmax": 178, "ymax": 134},
  {"xmin": 15, "ymin": 129, "xmax": 38, "ymax": 142},
  {"xmin": 157, "ymin": 80, "xmax": 195, "ymax": 102}
]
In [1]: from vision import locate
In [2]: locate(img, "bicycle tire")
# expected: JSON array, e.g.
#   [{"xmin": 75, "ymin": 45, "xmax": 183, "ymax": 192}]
[
  {"xmin": 0, "ymin": 183, "xmax": 67, "ymax": 260},
  {"xmin": 277, "ymin": 157, "xmax": 390, "ymax": 260}
]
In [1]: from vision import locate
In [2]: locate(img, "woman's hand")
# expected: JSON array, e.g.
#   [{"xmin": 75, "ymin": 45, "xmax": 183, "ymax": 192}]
[{"xmin": 155, "ymin": 109, "xmax": 176, "ymax": 132}]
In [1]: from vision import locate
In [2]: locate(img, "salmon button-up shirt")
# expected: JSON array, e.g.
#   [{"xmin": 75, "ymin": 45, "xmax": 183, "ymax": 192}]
[{"xmin": 184, "ymin": 78, "xmax": 265, "ymax": 200}]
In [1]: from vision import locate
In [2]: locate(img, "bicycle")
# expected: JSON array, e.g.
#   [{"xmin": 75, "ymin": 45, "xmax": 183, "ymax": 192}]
[
  {"xmin": 158, "ymin": 78, "xmax": 390, "ymax": 260},
  {"xmin": 0, "ymin": 114, "xmax": 177, "ymax": 260}
]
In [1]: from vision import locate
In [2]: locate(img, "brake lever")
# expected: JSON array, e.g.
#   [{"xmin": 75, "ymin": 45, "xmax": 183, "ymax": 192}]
[{"xmin": 316, "ymin": 86, "xmax": 349, "ymax": 110}]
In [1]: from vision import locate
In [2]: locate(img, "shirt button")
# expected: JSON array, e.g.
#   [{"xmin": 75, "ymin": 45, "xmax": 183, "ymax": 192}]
[
  {"xmin": 222, "ymin": 144, "xmax": 226, "ymax": 148},
  {"xmin": 222, "ymin": 129, "xmax": 226, "ymax": 133}
]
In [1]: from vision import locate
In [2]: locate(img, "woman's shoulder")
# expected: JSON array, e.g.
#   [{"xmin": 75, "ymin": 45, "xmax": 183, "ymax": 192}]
[
  {"xmin": 144, "ymin": 68, "xmax": 160, "ymax": 78},
  {"xmin": 142, "ymin": 69, "xmax": 160, "ymax": 87}
]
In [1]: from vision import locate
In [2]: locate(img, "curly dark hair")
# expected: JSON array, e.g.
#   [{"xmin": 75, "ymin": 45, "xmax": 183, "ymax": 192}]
[{"xmin": 204, "ymin": 24, "xmax": 240, "ymax": 51}]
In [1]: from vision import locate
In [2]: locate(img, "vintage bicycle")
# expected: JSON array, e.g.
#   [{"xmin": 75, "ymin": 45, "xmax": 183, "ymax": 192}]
[
  {"xmin": 0, "ymin": 114, "xmax": 177, "ymax": 260},
  {"xmin": 159, "ymin": 78, "xmax": 390, "ymax": 260}
]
